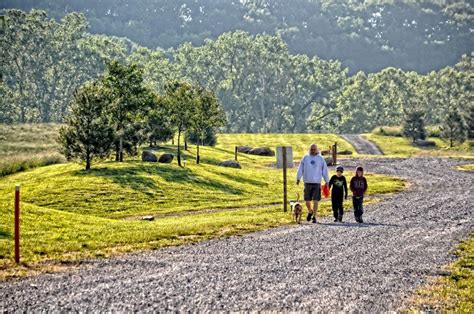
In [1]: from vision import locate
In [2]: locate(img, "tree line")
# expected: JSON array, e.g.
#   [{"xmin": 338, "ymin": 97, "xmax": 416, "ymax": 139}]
[
  {"xmin": 59, "ymin": 61, "xmax": 225, "ymax": 170},
  {"xmin": 2, "ymin": 0, "xmax": 472, "ymax": 74},
  {"xmin": 1, "ymin": 9, "xmax": 473, "ymax": 144}
]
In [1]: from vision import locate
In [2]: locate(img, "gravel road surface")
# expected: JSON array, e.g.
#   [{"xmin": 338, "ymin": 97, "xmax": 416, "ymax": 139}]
[
  {"xmin": 342, "ymin": 134, "xmax": 383, "ymax": 155},
  {"xmin": 1, "ymin": 157, "xmax": 472, "ymax": 312}
]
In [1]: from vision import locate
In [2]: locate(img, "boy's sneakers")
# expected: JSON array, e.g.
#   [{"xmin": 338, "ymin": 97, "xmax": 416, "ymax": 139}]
[
  {"xmin": 333, "ymin": 218, "xmax": 338, "ymax": 222},
  {"xmin": 312, "ymin": 217, "xmax": 317, "ymax": 224},
  {"xmin": 306, "ymin": 213, "xmax": 313, "ymax": 222}
]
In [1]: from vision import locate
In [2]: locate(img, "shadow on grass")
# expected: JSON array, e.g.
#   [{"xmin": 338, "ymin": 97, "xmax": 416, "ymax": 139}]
[
  {"xmin": 216, "ymin": 171, "xmax": 269, "ymax": 187},
  {"xmin": 74, "ymin": 162, "xmax": 244, "ymax": 195},
  {"xmin": 0, "ymin": 230, "xmax": 11, "ymax": 239}
]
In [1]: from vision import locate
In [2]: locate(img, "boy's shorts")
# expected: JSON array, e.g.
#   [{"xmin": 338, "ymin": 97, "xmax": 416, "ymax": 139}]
[{"xmin": 304, "ymin": 183, "xmax": 321, "ymax": 201}]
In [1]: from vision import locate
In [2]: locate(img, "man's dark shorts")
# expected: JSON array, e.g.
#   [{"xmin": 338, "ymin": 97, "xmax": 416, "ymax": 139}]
[{"xmin": 304, "ymin": 183, "xmax": 321, "ymax": 201}]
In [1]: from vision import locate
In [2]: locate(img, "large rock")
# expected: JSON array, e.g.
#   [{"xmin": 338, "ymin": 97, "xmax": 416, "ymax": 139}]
[
  {"xmin": 237, "ymin": 146, "xmax": 253, "ymax": 153},
  {"xmin": 414, "ymin": 139, "xmax": 436, "ymax": 147},
  {"xmin": 324, "ymin": 157, "xmax": 334, "ymax": 166},
  {"xmin": 142, "ymin": 150, "xmax": 158, "ymax": 162},
  {"xmin": 248, "ymin": 147, "xmax": 275, "ymax": 156},
  {"xmin": 218, "ymin": 160, "xmax": 242, "ymax": 169},
  {"xmin": 158, "ymin": 153, "xmax": 174, "ymax": 163},
  {"xmin": 338, "ymin": 150, "xmax": 353, "ymax": 155}
]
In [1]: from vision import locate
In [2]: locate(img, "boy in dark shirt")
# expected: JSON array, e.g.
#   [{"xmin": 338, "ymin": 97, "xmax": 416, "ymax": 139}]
[
  {"xmin": 350, "ymin": 166, "xmax": 368, "ymax": 223},
  {"xmin": 329, "ymin": 165, "xmax": 348, "ymax": 222}
]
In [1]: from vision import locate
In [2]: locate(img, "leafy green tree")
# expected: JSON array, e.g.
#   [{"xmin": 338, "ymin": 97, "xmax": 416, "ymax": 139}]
[
  {"xmin": 102, "ymin": 60, "xmax": 149, "ymax": 162},
  {"xmin": 440, "ymin": 109, "xmax": 468, "ymax": 147},
  {"xmin": 143, "ymin": 94, "xmax": 174, "ymax": 147},
  {"xmin": 189, "ymin": 87, "xmax": 226, "ymax": 164},
  {"xmin": 163, "ymin": 81, "xmax": 197, "ymax": 167},
  {"xmin": 58, "ymin": 82, "xmax": 114, "ymax": 170},
  {"xmin": 402, "ymin": 111, "xmax": 426, "ymax": 143}
]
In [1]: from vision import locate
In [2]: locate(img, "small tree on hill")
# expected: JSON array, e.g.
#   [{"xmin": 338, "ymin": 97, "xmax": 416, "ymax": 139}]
[
  {"xmin": 102, "ymin": 60, "xmax": 149, "ymax": 162},
  {"xmin": 58, "ymin": 82, "xmax": 114, "ymax": 170},
  {"xmin": 402, "ymin": 110, "xmax": 426, "ymax": 143},
  {"xmin": 144, "ymin": 94, "xmax": 174, "ymax": 147},
  {"xmin": 440, "ymin": 108, "xmax": 468, "ymax": 147},
  {"xmin": 189, "ymin": 87, "xmax": 226, "ymax": 164},
  {"xmin": 164, "ymin": 81, "xmax": 197, "ymax": 167}
]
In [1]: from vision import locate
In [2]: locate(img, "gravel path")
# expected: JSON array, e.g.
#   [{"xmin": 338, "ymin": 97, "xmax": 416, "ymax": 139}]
[
  {"xmin": 1, "ymin": 157, "xmax": 473, "ymax": 312},
  {"xmin": 342, "ymin": 134, "xmax": 383, "ymax": 155}
]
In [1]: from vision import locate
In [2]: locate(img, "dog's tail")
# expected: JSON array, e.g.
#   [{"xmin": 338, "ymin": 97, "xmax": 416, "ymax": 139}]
[{"xmin": 296, "ymin": 192, "xmax": 300, "ymax": 202}]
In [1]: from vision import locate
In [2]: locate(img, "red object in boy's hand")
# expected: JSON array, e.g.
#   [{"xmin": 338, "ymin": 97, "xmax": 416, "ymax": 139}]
[{"xmin": 321, "ymin": 184, "xmax": 330, "ymax": 198}]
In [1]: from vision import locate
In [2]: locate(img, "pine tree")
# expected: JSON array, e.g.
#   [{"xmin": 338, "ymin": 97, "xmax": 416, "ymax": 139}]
[
  {"xmin": 58, "ymin": 82, "xmax": 114, "ymax": 170},
  {"xmin": 402, "ymin": 111, "xmax": 426, "ymax": 143},
  {"xmin": 440, "ymin": 108, "xmax": 468, "ymax": 147}
]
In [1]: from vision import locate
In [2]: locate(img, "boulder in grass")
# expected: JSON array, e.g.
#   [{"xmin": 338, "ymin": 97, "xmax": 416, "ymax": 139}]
[
  {"xmin": 218, "ymin": 160, "xmax": 242, "ymax": 169},
  {"xmin": 142, "ymin": 150, "xmax": 158, "ymax": 162},
  {"xmin": 414, "ymin": 139, "xmax": 436, "ymax": 147},
  {"xmin": 248, "ymin": 147, "xmax": 275, "ymax": 156},
  {"xmin": 237, "ymin": 146, "xmax": 253, "ymax": 153},
  {"xmin": 320, "ymin": 150, "xmax": 331, "ymax": 155},
  {"xmin": 158, "ymin": 153, "xmax": 174, "ymax": 163},
  {"xmin": 338, "ymin": 150, "xmax": 353, "ymax": 155},
  {"xmin": 324, "ymin": 157, "xmax": 334, "ymax": 166}
]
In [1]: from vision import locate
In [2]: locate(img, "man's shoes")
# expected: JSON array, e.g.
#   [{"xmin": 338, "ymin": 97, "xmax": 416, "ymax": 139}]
[
  {"xmin": 306, "ymin": 213, "xmax": 312, "ymax": 222},
  {"xmin": 337, "ymin": 215, "xmax": 343, "ymax": 222},
  {"xmin": 312, "ymin": 217, "xmax": 317, "ymax": 224},
  {"xmin": 334, "ymin": 218, "xmax": 338, "ymax": 222},
  {"xmin": 359, "ymin": 217, "xmax": 364, "ymax": 223}
]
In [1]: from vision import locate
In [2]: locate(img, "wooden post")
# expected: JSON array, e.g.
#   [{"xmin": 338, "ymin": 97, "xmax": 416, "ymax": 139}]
[
  {"xmin": 282, "ymin": 147, "xmax": 288, "ymax": 212},
  {"xmin": 333, "ymin": 142, "xmax": 337, "ymax": 165},
  {"xmin": 14, "ymin": 184, "xmax": 20, "ymax": 264},
  {"xmin": 235, "ymin": 146, "xmax": 238, "ymax": 161}
]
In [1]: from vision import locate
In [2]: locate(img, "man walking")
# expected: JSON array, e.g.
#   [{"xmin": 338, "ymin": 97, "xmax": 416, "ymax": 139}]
[{"xmin": 296, "ymin": 144, "xmax": 330, "ymax": 223}]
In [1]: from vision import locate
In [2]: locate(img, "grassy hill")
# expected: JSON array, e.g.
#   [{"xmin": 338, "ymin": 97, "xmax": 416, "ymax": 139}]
[{"xmin": 0, "ymin": 128, "xmax": 407, "ymax": 278}]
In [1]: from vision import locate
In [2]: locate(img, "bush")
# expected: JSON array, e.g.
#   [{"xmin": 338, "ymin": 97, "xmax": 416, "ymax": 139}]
[
  {"xmin": 426, "ymin": 125, "xmax": 441, "ymax": 137},
  {"xmin": 371, "ymin": 126, "xmax": 402, "ymax": 137}
]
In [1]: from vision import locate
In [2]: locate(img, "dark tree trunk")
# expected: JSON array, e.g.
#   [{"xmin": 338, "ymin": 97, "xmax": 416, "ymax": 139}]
[
  {"xmin": 119, "ymin": 137, "xmax": 124, "ymax": 162},
  {"xmin": 115, "ymin": 142, "xmax": 120, "ymax": 161},
  {"xmin": 184, "ymin": 137, "xmax": 188, "ymax": 151},
  {"xmin": 196, "ymin": 144, "xmax": 200, "ymax": 164},
  {"xmin": 86, "ymin": 153, "xmax": 91, "ymax": 170},
  {"xmin": 177, "ymin": 129, "xmax": 182, "ymax": 167}
]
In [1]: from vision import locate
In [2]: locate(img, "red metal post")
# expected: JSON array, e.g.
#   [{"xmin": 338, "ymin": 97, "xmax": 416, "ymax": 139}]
[{"xmin": 14, "ymin": 184, "xmax": 20, "ymax": 264}]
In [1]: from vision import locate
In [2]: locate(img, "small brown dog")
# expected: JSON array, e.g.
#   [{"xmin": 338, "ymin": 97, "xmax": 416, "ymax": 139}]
[{"xmin": 290, "ymin": 193, "xmax": 303, "ymax": 224}]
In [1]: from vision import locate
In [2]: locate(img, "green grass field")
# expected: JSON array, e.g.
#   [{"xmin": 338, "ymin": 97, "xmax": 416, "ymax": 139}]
[
  {"xmin": 364, "ymin": 134, "xmax": 474, "ymax": 158},
  {"xmin": 0, "ymin": 130, "xmax": 406, "ymax": 278}
]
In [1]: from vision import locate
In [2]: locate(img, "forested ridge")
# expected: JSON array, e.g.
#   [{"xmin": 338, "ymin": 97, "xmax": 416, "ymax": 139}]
[
  {"xmin": 0, "ymin": 7, "xmax": 472, "ymax": 136},
  {"xmin": 1, "ymin": 0, "xmax": 473, "ymax": 73}
]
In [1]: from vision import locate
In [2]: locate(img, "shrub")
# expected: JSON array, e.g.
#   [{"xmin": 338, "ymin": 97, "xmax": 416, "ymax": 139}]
[{"xmin": 371, "ymin": 126, "xmax": 402, "ymax": 137}]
